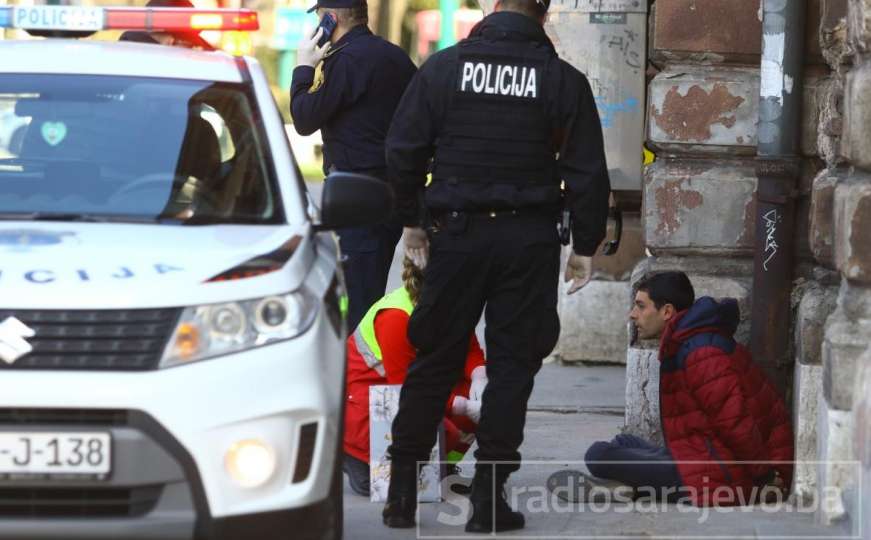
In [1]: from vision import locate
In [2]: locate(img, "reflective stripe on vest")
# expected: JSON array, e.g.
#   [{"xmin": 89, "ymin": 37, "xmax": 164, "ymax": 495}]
[{"xmin": 352, "ymin": 287, "xmax": 415, "ymax": 378}]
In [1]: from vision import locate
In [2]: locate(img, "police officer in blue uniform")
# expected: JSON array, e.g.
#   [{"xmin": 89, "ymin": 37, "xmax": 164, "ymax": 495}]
[
  {"xmin": 383, "ymin": 0, "xmax": 610, "ymax": 533},
  {"xmin": 290, "ymin": 0, "xmax": 416, "ymax": 331}
]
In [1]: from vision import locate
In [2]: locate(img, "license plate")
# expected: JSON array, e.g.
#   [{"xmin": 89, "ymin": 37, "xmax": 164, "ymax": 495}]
[
  {"xmin": 0, "ymin": 432, "xmax": 111, "ymax": 476},
  {"xmin": 12, "ymin": 6, "xmax": 104, "ymax": 32}
]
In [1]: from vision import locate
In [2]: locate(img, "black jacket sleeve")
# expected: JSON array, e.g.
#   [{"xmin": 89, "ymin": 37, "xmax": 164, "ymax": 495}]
[
  {"xmin": 557, "ymin": 64, "xmax": 611, "ymax": 256},
  {"xmin": 290, "ymin": 56, "xmax": 356, "ymax": 136},
  {"xmin": 385, "ymin": 54, "xmax": 446, "ymax": 227}
]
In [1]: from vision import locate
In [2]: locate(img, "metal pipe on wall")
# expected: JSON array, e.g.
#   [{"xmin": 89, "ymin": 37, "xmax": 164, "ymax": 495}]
[{"xmin": 751, "ymin": 0, "xmax": 807, "ymax": 393}]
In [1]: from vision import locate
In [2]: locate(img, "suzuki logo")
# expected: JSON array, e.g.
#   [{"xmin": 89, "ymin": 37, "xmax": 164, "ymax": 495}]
[{"xmin": 0, "ymin": 317, "xmax": 35, "ymax": 365}]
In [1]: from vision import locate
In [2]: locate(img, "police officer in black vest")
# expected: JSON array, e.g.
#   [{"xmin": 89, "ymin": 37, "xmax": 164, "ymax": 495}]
[
  {"xmin": 290, "ymin": 0, "xmax": 416, "ymax": 331},
  {"xmin": 383, "ymin": 0, "xmax": 610, "ymax": 533}
]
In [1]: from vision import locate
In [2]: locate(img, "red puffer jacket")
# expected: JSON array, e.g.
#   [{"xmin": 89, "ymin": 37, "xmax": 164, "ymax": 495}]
[{"xmin": 659, "ymin": 297, "xmax": 794, "ymax": 506}]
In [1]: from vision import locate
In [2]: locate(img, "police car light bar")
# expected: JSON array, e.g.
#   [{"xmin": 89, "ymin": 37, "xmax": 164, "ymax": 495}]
[{"xmin": 0, "ymin": 5, "xmax": 258, "ymax": 33}]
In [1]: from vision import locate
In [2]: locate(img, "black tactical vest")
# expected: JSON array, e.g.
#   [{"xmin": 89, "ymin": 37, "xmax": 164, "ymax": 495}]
[{"xmin": 432, "ymin": 34, "xmax": 557, "ymax": 187}]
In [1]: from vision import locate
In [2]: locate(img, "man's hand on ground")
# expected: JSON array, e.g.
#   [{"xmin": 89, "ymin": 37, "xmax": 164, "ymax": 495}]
[
  {"xmin": 565, "ymin": 253, "xmax": 593, "ymax": 295},
  {"xmin": 297, "ymin": 28, "xmax": 331, "ymax": 68},
  {"xmin": 402, "ymin": 227, "xmax": 429, "ymax": 270}
]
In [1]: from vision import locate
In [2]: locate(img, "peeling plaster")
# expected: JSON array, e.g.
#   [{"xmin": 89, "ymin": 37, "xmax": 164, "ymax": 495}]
[
  {"xmin": 652, "ymin": 84, "xmax": 746, "ymax": 142},
  {"xmin": 654, "ymin": 179, "xmax": 704, "ymax": 236}
]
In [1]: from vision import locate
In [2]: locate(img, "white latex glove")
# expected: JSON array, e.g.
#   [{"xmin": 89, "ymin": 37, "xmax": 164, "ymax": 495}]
[
  {"xmin": 296, "ymin": 28, "xmax": 331, "ymax": 68},
  {"xmin": 452, "ymin": 396, "xmax": 482, "ymax": 424},
  {"xmin": 564, "ymin": 253, "xmax": 593, "ymax": 295},
  {"xmin": 469, "ymin": 366, "xmax": 488, "ymax": 402},
  {"xmin": 402, "ymin": 227, "xmax": 429, "ymax": 270},
  {"xmin": 0, "ymin": 317, "xmax": 35, "ymax": 365}
]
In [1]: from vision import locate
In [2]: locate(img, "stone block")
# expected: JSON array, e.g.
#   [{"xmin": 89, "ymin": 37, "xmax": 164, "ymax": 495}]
[
  {"xmin": 623, "ymin": 346, "xmax": 663, "ymax": 445},
  {"xmin": 822, "ymin": 312, "xmax": 871, "ymax": 410},
  {"xmin": 593, "ymin": 212, "xmax": 644, "ymax": 281},
  {"xmin": 821, "ymin": 0, "xmax": 850, "ymax": 69},
  {"xmin": 853, "ymin": 351, "xmax": 871, "ymax": 469},
  {"xmin": 841, "ymin": 62, "xmax": 871, "ymax": 171},
  {"xmin": 833, "ymin": 173, "xmax": 871, "ymax": 283},
  {"xmin": 802, "ymin": 69, "xmax": 831, "ymax": 158},
  {"xmin": 848, "ymin": 0, "xmax": 871, "ymax": 55},
  {"xmin": 851, "ymin": 353, "xmax": 871, "ymax": 538},
  {"xmin": 556, "ymin": 279, "xmax": 631, "ymax": 364},
  {"xmin": 643, "ymin": 160, "xmax": 757, "ymax": 255},
  {"xmin": 796, "ymin": 160, "xmax": 826, "ymax": 263},
  {"xmin": 816, "ymin": 405, "xmax": 856, "ymax": 525},
  {"xmin": 810, "ymin": 168, "xmax": 849, "ymax": 267},
  {"xmin": 648, "ymin": 67, "xmax": 760, "ymax": 154},
  {"xmin": 816, "ymin": 76, "xmax": 845, "ymax": 166},
  {"xmin": 793, "ymin": 362, "xmax": 824, "ymax": 503},
  {"xmin": 648, "ymin": 0, "xmax": 823, "ymax": 64},
  {"xmin": 651, "ymin": 0, "xmax": 762, "ymax": 64},
  {"xmin": 796, "ymin": 285, "xmax": 839, "ymax": 365},
  {"xmin": 836, "ymin": 280, "xmax": 871, "ymax": 320}
]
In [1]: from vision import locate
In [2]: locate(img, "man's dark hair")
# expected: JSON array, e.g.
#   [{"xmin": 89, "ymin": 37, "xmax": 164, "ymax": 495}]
[
  {"xmin": 497, "ymin": 0, "xmax": 548, "ymax": 18},
  {"xmin": 636, "ymin": 272, "xmax": 695, "ymax": 312},
  {"xmin": 334, "ymin": 5, "xmax": 368, "ymax": 26}
]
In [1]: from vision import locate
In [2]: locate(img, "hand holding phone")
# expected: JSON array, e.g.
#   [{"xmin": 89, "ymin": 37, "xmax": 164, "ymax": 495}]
[
  {"xmin": 297, "ymin": 14, "xmax": 336, "ymax": 68},
  {"xmin": 316, "ymin": 13, "xmax": 337, "ymax": 47}
]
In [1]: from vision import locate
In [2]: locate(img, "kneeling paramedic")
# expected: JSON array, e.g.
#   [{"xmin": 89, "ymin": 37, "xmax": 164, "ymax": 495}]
[
  {"xmin": 343, "ymin": 258, "xmax": 486, "ymax": 497},
  {"xmin": 382, "ymin": 0, "xmax": 611, "ymax": 533}
]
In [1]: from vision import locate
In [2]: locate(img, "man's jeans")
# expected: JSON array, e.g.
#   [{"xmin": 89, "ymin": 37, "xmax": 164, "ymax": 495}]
[{"xmin": 585, "ymin": 434, "xmax": 684, "ymax": 499}]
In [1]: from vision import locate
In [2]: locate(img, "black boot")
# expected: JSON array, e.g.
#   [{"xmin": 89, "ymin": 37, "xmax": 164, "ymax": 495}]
[
  {"xmin": 465, "ymin": 466, "xmax": 525, "ymax": 533},
  {"xmin": 382, "ymin": 459, "xmax": 417, "ymax": 528},
  {"xmin": 342, "ymin": 453, "xmax": 370, "ymax": 497}
]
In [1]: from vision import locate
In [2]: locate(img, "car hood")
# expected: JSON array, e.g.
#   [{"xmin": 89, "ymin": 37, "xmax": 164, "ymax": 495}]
[{"xmin": 0, "ymin": 222, "xmax": 310, "ymax": 310}]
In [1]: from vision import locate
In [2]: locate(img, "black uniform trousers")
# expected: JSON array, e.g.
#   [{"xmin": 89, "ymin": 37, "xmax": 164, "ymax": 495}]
[
  {"xmin": 338, "ymin": 220, "xmax": 402, "ymax": 332},
  {"xmin": 388, "ymin": 211, "xmax": 561, "ymax": 475},
  {"xmin": 335, "ymin": 170, "xmax": 403, "ymax": 332}
]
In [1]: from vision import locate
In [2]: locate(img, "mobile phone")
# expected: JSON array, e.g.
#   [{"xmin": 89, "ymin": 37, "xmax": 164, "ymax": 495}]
[{"xmin": 316, "ymin": 13, "xmax": 337, "ymax": 47}]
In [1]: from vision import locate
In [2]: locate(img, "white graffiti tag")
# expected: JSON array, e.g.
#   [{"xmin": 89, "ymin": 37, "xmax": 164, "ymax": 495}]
[{"xmin": 763, "ymin": 209, "xmax": 781, "ymax": 271}]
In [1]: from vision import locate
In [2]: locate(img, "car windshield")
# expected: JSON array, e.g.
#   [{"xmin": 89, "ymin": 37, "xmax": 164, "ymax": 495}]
[{"xmin": 0, "ymin": 74, "xmax": 282, "ymax": 224}]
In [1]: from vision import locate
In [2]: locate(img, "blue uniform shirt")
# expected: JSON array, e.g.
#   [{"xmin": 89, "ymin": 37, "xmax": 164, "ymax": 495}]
[{"xmin": 290, "ymin": 26, "xmax": 417, "ymax": 175}]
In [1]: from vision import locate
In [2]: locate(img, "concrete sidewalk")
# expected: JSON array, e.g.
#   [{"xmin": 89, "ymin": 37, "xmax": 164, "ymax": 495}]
[{"xmin": 342, "ymin": 362, "xmax": 844, "ymax": 540}]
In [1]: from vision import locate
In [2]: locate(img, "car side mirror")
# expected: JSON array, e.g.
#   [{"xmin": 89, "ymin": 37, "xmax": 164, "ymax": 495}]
[{"xmin": 316, "ymin": 172, "xmax": 395, "ymax": 231}]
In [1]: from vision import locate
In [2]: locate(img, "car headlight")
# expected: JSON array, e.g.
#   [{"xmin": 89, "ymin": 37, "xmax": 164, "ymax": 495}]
[{"xmin": 160, "ymin": 288, "xmax": 319, "ymax": 368}]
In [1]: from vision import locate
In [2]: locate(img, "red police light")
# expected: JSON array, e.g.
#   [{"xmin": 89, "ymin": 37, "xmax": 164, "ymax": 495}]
[{"xmin": 105, "ymin": 7, "xmax": 259, "ymax": 33}]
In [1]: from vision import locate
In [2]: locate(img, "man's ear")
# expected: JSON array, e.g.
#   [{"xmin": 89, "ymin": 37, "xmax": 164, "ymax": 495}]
[{"xmin": 661, "ymin": 303, "xmax": 676, "ymax": 322}]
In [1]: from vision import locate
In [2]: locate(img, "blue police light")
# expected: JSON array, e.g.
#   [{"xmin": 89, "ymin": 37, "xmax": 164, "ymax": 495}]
[{"xmin": 0, "ymin": 7, "xmax": 12, "ymax": 28}]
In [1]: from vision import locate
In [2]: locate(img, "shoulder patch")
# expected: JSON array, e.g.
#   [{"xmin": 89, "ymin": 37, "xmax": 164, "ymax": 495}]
[{"xmin": 308, "ymin": 61, "xmax": 325, "ymax": 94}]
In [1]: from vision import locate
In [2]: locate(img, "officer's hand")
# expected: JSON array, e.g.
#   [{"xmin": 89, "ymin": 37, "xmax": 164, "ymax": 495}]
[
  {"xmin": 469, "ymin": 366, "xmax": 487, "ymax": 402},
  {"xmin": 453, "ymin": 396, "xmax": 482, "ymax": 424},
  {"xmin": 565, "ymin": 253, "xmax": 593, "ymax": 295},
  {"xmin": 297, "ymin": 28, "xmax": 331, "ymax": 68},
  {"xmin": 402, "ymin": 227, "xmax": 429, "ymax": 270}
]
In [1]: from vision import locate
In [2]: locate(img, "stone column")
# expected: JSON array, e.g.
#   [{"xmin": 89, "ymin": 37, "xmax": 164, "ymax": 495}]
[{"xmin": 814, "ymin": 0, "xmax": 871, "ymax": 531}]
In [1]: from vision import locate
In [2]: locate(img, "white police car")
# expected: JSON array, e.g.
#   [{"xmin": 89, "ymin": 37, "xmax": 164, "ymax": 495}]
[{"xmin": 0, "ymin": 5, "xmax": 390, "ymax": 539}]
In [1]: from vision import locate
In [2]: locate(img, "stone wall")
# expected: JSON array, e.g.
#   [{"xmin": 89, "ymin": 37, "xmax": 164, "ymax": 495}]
[
  {"xmin": 809, "ymin": 0, "xmax": 871, "ymax": 532},
  {"xmin": 627, "ymin": 4, "xmax": 871, "ymax": 535}
]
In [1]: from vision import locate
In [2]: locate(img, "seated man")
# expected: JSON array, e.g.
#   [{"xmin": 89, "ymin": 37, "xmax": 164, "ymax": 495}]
[
  {"xmin": 550, "ymin": 271, "xmax": 794, "ymax": 506},
  {"xmin": 343, "ymin": 257, "xmax": 486, "ymax": 497}
]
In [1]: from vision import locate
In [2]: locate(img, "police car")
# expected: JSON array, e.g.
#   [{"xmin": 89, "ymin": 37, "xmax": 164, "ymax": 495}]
[{"xmin": 0, "ymin": 5, "xmax": 389, "ymax": 539}]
